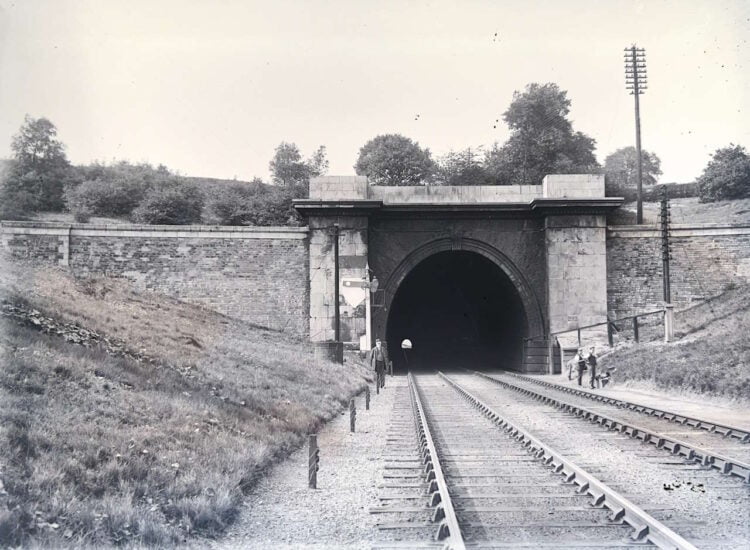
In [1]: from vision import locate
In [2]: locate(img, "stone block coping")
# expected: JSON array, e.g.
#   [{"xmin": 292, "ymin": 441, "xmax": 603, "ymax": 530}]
[
  {"xmin": 608, "ymin": 223, "xmax": 750, "ymax": 238},
  {"xmin": 1, "ymin": 221, "xmax": 309, "ymax": 240}
]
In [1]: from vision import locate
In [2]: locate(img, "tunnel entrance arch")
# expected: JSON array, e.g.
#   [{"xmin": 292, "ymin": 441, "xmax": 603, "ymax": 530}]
[
  {"xmin": 380, "ymin": 238, "xmax": 544, "ymax": 373},
  {"xmin": 295, "ymin": 175, "xmax": 621, "ymax": 373}
]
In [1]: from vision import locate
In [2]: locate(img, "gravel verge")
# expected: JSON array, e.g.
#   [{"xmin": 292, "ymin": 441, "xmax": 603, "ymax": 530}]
[{"xmin": 206, "ymin": 376, "xmax": 402, "ymax": 550}]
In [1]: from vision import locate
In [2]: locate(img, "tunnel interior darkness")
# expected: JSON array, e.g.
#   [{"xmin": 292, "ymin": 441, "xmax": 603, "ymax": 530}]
[{"xmin": 386, "ymin": 250, "xmax": 527, "ymax": 373}]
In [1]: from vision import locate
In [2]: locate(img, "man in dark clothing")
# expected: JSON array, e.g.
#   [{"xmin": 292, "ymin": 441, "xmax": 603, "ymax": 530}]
[
  {"xmin": 576, "ymin": 348, "xmax": 587, "ymax": 387},
  {"xmin": 587, "ymin": 346, "xmax": 598, "ymax": 389},
  {"xmin": 370, "ymin": 338, "xmax": 389, "ymax": 389}
]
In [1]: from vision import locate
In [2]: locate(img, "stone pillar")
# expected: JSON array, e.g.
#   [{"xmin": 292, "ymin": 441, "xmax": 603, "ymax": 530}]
[
  {"xmin": 308, "ymin": 215, "xmax": 369, "ymax": 348},
  {"xmin": 546, "ymin": 215, "xmax": 609, "ymax": 335}
]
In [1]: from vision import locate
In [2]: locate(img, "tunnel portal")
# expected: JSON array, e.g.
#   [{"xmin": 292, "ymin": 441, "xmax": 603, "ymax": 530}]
[{"xmin": 386, "ymin": 250, "xmax": 527, "ymax": 373}]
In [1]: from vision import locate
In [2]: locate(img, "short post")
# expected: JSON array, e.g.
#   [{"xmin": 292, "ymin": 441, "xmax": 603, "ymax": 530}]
[
  {"xmin": 365, "ymin": 385, "xmax": 370, "ymax": 410},
  {"xmin": 664, "ymin": 304, "xmax": 674, "ymax": 343},
  {"xmin": 349, "ymin": 399, "xmax": 356, "ymax": 432},
  {"xmin": 547, "ymin": 335, "xmax": 554, "ymax": 375},
  {"xmin": 632, "ymin": 316, "xmax": 639, "ymax": 343},
  {"xmin": 577, "ymin": 328, "xmax": 582, "ymax": 348},
  {"xmin": 375, "ymin": 374, "xmax": 380, "ymax": 395},
  {"xmin": 388, "ymin": 360, "xmax": 393, "ymax": 376},
  {"xmin": 308, "ymin": 434, "xmax": 319, "ymax": 489},
  {"xmin": 607, "ymin": 321, "xmax": 614, "ymax": 347}
]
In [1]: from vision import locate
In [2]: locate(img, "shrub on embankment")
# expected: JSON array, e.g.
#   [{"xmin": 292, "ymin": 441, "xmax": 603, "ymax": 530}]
[
  {"xmin": 0, "ymin": 257, "xmax": 369, "ymax": 548},
  {"xmin": 600, "ymin": 283, "xmax": 750, "ymax": 402}
]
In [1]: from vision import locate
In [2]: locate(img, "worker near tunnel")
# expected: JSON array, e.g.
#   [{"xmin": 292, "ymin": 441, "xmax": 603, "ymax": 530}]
[{"xmin": 370, "ymin": 338, "xmax": 389, "ymax": 389}]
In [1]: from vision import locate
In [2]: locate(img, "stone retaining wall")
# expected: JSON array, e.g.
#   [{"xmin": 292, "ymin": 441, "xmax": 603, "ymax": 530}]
[
  {"xmin": 1, "ymin": 222, "xmax": 310, "ymax": 336},
  {"xmin": 607, "ymin": 223, "xmax": 750, "ymax": 316}
]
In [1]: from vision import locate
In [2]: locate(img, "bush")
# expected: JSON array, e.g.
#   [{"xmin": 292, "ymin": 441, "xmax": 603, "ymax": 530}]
[
  {"xmin": 131, "ymin": 181, "xmax": 204, "ymax": 225},
  {"xmin": 605, "ymin": 180, "xmax": 698, "ymax": 201},
  {"xmin": 697, "ymin": 144, "xmax": 750, "ymax": 202},
  {"xmin": 65, "ymin": 177, "xmax": 146, "ymax": 221},
  {"xmin": 206, "ymin": 183, "xmax": 299, "ymax": 226},
  {"xmin": 0, "ymin": 186, "xmax": 37, "ymax": 220}
]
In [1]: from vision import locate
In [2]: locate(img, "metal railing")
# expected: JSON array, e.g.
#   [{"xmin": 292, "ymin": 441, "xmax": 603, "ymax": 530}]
[{"xmin": 548, "ymin": 308, "xmax": 665, "ymax": 373}]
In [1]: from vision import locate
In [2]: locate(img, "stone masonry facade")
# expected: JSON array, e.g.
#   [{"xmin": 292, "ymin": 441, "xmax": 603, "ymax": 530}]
[
  {"xmin": 1, "ymin": 223, "xmax": 310, "ymax": 336},
  {"xmin": 2, "ymin": 193, "xmax": 749, "ymax": 352},
  {"xmin": 607, "ymin": 223, "xmax": 750, "ymax": 317}
]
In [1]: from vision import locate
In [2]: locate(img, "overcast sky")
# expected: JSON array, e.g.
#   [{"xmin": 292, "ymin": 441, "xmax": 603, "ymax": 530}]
[{"xmin": 0, "ymin": 0, "xmax": 747, "ymax": 183}]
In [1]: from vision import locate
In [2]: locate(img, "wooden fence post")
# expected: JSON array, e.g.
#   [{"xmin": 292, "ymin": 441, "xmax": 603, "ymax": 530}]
[{"xmin": 308, "ymin": 434, "xmax": 319, "ymax": 489}]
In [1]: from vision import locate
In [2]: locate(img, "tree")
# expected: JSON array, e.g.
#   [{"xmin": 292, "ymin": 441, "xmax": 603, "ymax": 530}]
[
  {"xmin": 2, "ymin": 115, "xmax": 74, "ymax": 211},
  {"xmin": 435, "ymin": 147, "xmax": 491, "ymax": 186},
  {"xmin": 696, "ymin": 144, "xmax": 750, "ymax": 202},
  {"xmin": 269, "ymin": 142, "xmax": 328, "ymax": 195},
  {"xmin": 354, "ymin": 134, "xmax": 436, "ymax": 186},
  {"xmin": 604, "ymin": 146, "xmax": 662, "ymax": 188},
  {"xmin": 489, "ymin": 83, "xmax": 600, "ymax": 185}
]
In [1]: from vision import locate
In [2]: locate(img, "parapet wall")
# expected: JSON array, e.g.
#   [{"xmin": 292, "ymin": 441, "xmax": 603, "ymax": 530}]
[
  {"xmin": 607, "ymin": 223, "xmax": 750, "ymax": 316},
  {"xmin": 309, "ymin": 174, "xmax": 605, "ymax": 203},
  {"xmin": 1, "ymin": 222, "xmax": 310, "ymax": 336}
]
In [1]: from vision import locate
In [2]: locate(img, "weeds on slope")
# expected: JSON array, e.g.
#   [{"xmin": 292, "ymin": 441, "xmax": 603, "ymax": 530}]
[
  {"xmin": 0, "ymin": 259, "xmax": 370, "ymax": 547},
  {"xmin": 600, "ymin": 284, "xmax": 750, "ymax": 402}
]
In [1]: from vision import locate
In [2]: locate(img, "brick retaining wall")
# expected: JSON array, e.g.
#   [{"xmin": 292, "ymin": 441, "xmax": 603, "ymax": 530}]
[{"xmin": 1, "ymin": 222, "xmax": 310, "ymax": 336}]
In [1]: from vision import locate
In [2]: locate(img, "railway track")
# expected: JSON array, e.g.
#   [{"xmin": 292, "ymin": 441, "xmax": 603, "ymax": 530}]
[
  {"xmin": 372, "ymin": 373, "xmax": 699, "ymax": 549},
  {"xmin": 503, "ymin": 372, "xmax": 750, "ymax": 444},
  {"xmin": 473, "ymin": 371, "xmax": 750, "ymax": 483}
]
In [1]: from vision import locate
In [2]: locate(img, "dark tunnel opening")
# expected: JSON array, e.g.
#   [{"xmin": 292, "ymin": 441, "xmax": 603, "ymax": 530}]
[{"xmin": 386, "ymin": 250, "xmax": 528, "ymax": 373}]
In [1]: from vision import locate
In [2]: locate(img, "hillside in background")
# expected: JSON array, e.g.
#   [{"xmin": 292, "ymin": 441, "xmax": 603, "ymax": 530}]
[
  {"xmin": 600, "ymin": 283, "xmax": 750, "ymax": 402},
  {"xmin": 609, "ymin": 197, "xmax": 750, "ymax": 225},
  {"xmin": 0, "ymin": 257, "xmax": 369, "ymax": 548}
]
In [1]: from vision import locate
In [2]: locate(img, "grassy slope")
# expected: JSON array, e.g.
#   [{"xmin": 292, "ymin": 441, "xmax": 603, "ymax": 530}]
[
  {"xmin": 610, "ymin": 197, "xmax": 750, "ymax": 225},
  {"xmin": 600, "ymin": 283, "xmax": 750, "ymax": 402},
  {"xmin": 0, "ymin": 258, "xmax": 369, "ymax": 548}
]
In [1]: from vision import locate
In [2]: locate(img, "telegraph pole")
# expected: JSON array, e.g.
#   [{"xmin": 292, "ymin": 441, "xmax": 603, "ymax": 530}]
[
  {"xmin": 659, "ymin": 186, "xmax": 674, "ymax": 342},
  {"xmin": 659, "ymin": 187, "xmax": 671, "ymax": 303},
  {"xmin": 625, "ymin": 45, "xmax": 647, "ymax": 224},
  {"xmin": 333, "ymin": 223, "xmax": 340, "ymax": 344}
]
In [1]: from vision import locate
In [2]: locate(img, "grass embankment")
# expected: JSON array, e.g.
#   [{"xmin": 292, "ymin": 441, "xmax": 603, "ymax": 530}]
[
  {"xmin": 600, "ymin": 283, "xmax": 750, "ymax": 402},
  {"xmin": 610, "ymin": 197, "xmax": 750, "ymax": 225},
  {"xmin": 0, "ymin": 258, "xmax": 370, "ymax": 548}
]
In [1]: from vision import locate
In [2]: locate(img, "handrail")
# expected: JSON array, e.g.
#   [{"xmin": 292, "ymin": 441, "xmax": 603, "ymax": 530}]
[{"xmin": 551, "ymin": 308, "xmax": 664, "ymax": 337}]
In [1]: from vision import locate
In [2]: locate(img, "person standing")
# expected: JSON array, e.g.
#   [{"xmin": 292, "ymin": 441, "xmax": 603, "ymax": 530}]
[
  {"xmin": 370, "ymin": 338, "xmax": 389, "ymax": 389},
  {"xmin": 587, "ymin": 346, "xmax": 598, "ymax": 389},
  {"xmin": 576, "ymin": 348, "xmax": 587, "ymax": 387}
]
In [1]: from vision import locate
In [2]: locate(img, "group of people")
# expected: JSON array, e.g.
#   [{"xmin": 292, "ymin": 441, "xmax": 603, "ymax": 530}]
[{"xmin": 567, "ymin": 346, "xmax": 612, "ymax": 389}]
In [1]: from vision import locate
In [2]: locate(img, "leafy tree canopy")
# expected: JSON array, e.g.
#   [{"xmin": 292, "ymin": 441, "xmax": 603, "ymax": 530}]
[
  {"xmin": 435, "ymin": 147, "xmax": 491, "ymax": 186},
  {"xmin": 697, "ymin": 144, "xmax": 750, "ymax": 202},
  {"xmin": 354, "ymin": 134, "xmax": 435, "ymax": 186},
  {"xmin": 3, "ymin": 115, "xmax": 74, "ymax": 211},
  {"xmin": 604, "ymin": 146, "xmax": 662, "ymax": 188},
  {"xmin": 269, "ymin": 142, "xmax": 328, "ymax": 194},
  {"xmin": 488, "ymin": 83, "xmax": 600, "ymax": 185}
]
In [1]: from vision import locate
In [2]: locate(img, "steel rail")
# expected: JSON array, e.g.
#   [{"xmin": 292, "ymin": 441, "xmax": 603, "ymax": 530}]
[
  {"xmin": 438, "ymin": 372, "xmax": 698, "ymax": 550},
  {"xmin": 407, "ymin": 373, "xmax": 466, "ymax": 549},
  {"xmin": 475, "ymin": 371, "xmax": 750, "ymax": 483},
  {"xmin": 504, "ymin": 371, "xmax": 750, "ymax": 443}
]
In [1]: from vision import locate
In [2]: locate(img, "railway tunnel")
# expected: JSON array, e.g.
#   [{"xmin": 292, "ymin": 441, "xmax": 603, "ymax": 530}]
[{"xmin": 385, "ymin": 250, "xmax": 528, "ymax": 373}]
